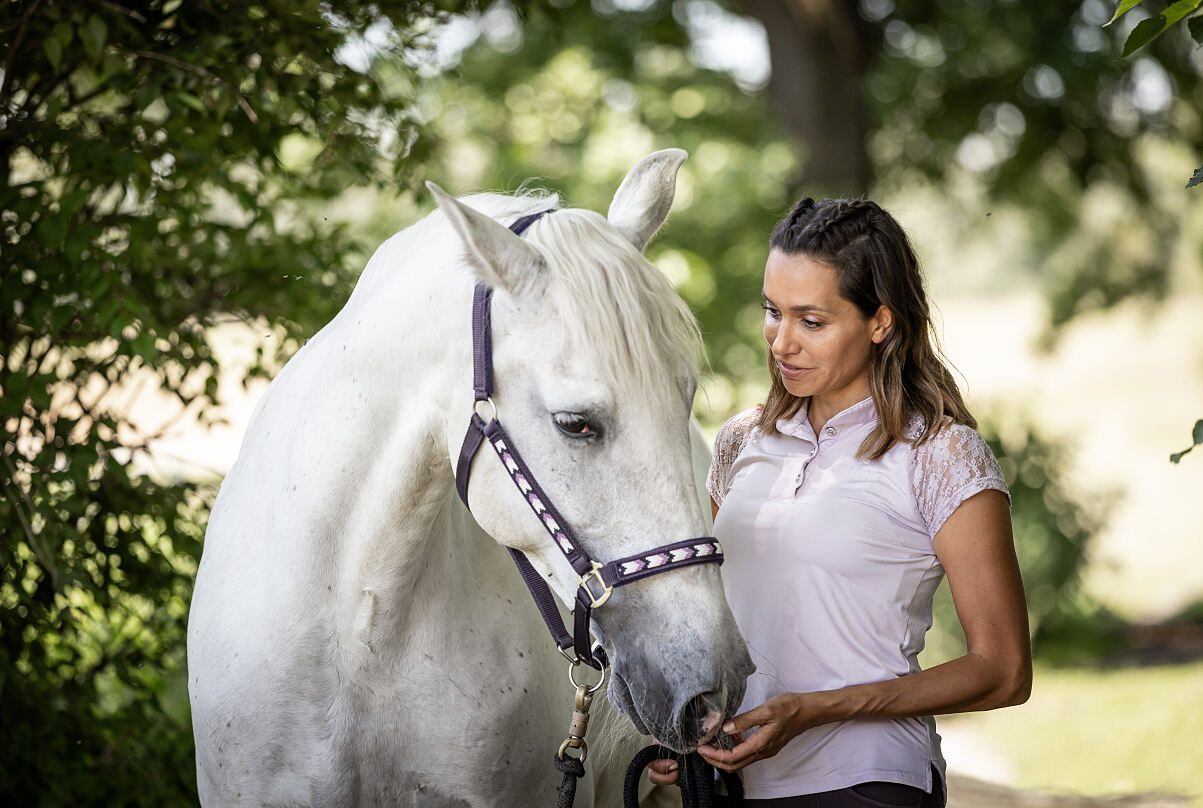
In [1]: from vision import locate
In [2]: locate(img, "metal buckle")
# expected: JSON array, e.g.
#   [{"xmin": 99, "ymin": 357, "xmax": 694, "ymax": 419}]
[{"xmin": 578, "ymin": 562, "xmax": 613, "ymax": 608}]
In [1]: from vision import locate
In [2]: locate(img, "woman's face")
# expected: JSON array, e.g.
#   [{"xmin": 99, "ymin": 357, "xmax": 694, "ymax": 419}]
[{"xmin": 761, "ymin": 249, "xmax": 891, "ymax": 406}]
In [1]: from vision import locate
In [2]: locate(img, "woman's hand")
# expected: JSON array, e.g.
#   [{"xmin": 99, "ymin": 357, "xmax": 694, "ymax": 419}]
[
  {"xmin": 647, "ymin": 758, "xmax": 679, "ymax": 786},
  {"xmin": 696, "ymin": 692, "xmax": 828, "ymax": 772}
]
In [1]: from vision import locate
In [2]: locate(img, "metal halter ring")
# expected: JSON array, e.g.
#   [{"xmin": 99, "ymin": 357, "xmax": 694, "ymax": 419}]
[
  {"xmin": 568, "ymin": 659, "xmax": 608, "ymax": 694},
  {"xmin": 473, "ymin": 397, "xmax": 498, "ymax": 423},
  {"xmin": 557, "ymin": 737, "xmax": 588, "ymax": 762}
]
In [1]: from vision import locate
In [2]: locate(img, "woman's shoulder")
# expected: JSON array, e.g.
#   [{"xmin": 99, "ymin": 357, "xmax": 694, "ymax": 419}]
[
  {"xmin": 707, "ymin": 407, "xmax": 764, "ymax": 507},
  {"xmin": 910, "ymin": 417, "xmax": 997, "ymax": 468},
  {"xmin": 907, "ymin": 416, "xmax": 1010, "ymax": 536},
  {"xmin": 714, "ymin": 406, "xmax": 764, "ymax": 457}
]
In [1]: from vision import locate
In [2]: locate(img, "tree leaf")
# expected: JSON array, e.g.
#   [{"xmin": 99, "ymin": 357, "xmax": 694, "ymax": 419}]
[
  {"xmin": 1170, "ymin": 419, "xmax": 1203, "ymax": 462},
  {"xmin": 52, "ymin": 21, "xmax": 73, "ymax": 45},
  {"xmin": 175, "ymin": 91, "xmax": 207, "ymax": 114},
  {"xmin": 1105, "ymin": 0, "xmax": 1149, "ymax": 27},
  {"xmin": 1188, "ymin": 165, "xmax": 1203, "ymax": 189},
  {"xmin": 1121, "ymin": 0, "xmax": 1203, "ymax": 56},
  {"xmin": 44, "ymin": 37, "xmax": 63, "ymax": 70},
  {"xmin": 80, "ymin": 14, "xmax": 108, "ymax": 60}
]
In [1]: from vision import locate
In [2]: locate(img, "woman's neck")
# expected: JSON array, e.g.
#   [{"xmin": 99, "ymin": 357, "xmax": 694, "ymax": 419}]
[{"xmin": 806, "ymin": 383, "xmax": 871, "ymax": 434}]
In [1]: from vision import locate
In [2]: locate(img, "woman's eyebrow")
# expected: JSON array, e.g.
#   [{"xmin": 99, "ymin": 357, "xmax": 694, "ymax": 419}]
[{"xmin": 761, "ymin": 291, "xmax": 830, "ymax": 314}]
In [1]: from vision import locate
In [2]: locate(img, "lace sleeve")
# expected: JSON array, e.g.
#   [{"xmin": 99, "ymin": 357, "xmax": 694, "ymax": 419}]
[
  {"xmin": 910, "ymin": 422, "xmax": 1010, "ymax": 539},
  {"xmin": 706, "ymin": 408, "xmax": 762, "ymax": 507}
]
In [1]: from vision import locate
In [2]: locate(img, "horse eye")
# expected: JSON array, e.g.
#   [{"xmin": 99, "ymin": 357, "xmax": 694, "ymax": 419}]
[{"xmin": 553, "ymin": 412, "xmax": 600, "ymax": 439}]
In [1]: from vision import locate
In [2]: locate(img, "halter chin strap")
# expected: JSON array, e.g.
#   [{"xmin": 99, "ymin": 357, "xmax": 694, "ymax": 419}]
[{"xmin": 454, "ymin": 208, "xmax": 724, "ymax": 669}]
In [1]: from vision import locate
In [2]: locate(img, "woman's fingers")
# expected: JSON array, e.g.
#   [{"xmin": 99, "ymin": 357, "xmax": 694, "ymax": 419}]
[
  {"xmin": 646, "ymin": 758, "xmax": 679, "ymax": 786},
  {"xmin": 696, "ymin": 732, "xmax": 771, "ymax": 772}
]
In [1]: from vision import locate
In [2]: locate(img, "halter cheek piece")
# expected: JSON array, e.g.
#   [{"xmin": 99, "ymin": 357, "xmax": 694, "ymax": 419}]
[{"xmin": 454, "ymin": 208, "xmax": 724, "ymax": 671}]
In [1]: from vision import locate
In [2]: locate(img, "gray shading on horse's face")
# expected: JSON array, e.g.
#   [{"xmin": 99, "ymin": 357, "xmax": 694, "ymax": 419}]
[
  {"xmin": 188, "ymin": 150, "xmax": 751, "ymax": 806},
  {"xmin": 429, "ymin": 151, "xmax": 752, "ymax": 750}
]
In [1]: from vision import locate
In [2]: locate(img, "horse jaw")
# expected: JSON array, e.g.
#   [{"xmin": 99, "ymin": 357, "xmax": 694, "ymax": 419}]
[{"xmin": 606, "ymin": 148, "xmax": 688, "ymax": 252}]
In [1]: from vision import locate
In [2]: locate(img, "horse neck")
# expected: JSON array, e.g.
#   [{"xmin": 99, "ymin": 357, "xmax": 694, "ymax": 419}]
[{"xmin": 319, "ymin": 247, "xmax": 484, "ymax": 653}]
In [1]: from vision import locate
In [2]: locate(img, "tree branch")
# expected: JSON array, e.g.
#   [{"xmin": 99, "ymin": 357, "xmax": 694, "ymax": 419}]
[
  {"xmin": 0, "ymin": 0, "xmax": 45, "ymax": 107},
  {"xmin": 133, "ymin": 50, "xmax": 259, "ymax": 124}
]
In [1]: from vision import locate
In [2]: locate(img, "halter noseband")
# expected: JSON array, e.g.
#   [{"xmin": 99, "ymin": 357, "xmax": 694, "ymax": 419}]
[{"xmin": 453, "ymin": 208, "xmax": 724, "ymax": 670}]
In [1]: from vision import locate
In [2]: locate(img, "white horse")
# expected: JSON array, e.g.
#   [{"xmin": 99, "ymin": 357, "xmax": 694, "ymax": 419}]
[{"xmin": 187, "ymin": 149, "xmax": 753, "ymax": 806}]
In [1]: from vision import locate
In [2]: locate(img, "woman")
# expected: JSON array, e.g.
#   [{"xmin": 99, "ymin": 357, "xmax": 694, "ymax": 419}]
[{"xmin": 650, "ymin": 197, "xmax": 1031, "ymax": 806}]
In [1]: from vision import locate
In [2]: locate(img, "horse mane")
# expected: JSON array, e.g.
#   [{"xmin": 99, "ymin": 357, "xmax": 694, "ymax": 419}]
[{"xmin": 521, "ymin": 204, "xmax": 704, "ymax": 411}]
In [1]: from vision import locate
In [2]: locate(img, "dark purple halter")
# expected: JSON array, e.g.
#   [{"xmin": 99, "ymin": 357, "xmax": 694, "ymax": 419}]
[{"xmin": 454, "ymin": 209, "xmax": 725, "ymax": 670}]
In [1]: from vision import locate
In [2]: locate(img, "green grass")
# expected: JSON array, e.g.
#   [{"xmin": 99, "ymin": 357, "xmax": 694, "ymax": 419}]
[{"xmin": 939, "ymin": 662, "xmax": 1203, "ymax": 804}]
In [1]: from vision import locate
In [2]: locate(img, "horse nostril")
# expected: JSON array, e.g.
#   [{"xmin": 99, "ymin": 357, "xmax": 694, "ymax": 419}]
[{"xmin": 680, "ymin": 691, "xmax": 725, "ymax": 742}]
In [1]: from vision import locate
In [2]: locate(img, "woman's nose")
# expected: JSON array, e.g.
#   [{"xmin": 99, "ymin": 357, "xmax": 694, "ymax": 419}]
[{"xmin": 770, "ymin": 323, "xmax": 796, "ymax": 356}]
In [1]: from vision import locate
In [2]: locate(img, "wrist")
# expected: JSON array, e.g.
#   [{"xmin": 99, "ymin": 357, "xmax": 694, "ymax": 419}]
[{"xmin": 799, "ymin": 688, "xmax": 848, "ymax": 726}]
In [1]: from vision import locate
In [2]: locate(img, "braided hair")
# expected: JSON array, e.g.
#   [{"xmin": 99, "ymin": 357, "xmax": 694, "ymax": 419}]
[{"xmin": 759, "ymin": 197, "xmax": 976, "ymax": 458}]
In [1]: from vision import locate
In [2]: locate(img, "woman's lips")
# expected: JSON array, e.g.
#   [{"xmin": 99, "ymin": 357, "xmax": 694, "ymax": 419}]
[{"xmin": 776, "ymin": 359, "xmax": 811, "ymax": 379}]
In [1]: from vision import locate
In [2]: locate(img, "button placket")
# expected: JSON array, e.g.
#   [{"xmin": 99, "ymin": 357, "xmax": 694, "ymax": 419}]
[{"xmin": 794, "ymin": 443, "xmax": 815, "ymax": 489}]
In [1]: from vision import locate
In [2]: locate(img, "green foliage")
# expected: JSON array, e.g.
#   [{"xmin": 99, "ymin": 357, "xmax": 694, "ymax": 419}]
[
  {"xmin": 927, "ymin": 422, "xmax": 1106, "ymax": 662},
  {"xmin": 1105, "ymin": 0, "xmax": 1203, "ymax": 190},
  {"xmin": 1169, "ymin": 418, "xmax": 1203, "ymax": 462},
  {"xmin": 408, "ymin": 1, "xmax": 796, "ymax": 388},
  {"xmin": 1111, "ymin": 0, "xmax": 1202, "ymax": 56},
  {"xmin": 1106, "ymin": 0, "xmax": 1152, "ymax": 25},
  {"xmin": 0, "ymin": 0, "xmax": 465, "ymax": 802},
  {"xmin": 868, "ymin": 0, "xmax": 1200, "ymax": 328}
]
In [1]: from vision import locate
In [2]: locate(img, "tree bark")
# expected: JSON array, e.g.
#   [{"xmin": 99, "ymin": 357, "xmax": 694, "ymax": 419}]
[{"xmin": 740, "ymin": 0, "xmax": 872, "ymax": 195}]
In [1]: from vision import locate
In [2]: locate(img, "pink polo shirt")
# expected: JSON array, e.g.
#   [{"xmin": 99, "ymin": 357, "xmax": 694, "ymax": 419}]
[{"xmin": 706, "ymin": 397, "xmax": 1009, "ymax": 800}]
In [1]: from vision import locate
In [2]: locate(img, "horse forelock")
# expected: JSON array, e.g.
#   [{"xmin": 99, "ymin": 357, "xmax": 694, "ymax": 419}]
[{"xmin": 524, "ymin": 208, "xmax": 703, "ymax": 411}]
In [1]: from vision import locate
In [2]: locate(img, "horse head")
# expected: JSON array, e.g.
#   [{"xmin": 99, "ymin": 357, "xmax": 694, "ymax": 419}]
[{"xmin": 428, "ymin": 150, "xmax": 753, "ymax": 752}]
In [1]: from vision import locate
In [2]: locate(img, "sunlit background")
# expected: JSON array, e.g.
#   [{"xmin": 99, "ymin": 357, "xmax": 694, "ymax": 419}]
[{"xmin": 3, "ymin": 0, "xmax": 1202, "ymax": 804}]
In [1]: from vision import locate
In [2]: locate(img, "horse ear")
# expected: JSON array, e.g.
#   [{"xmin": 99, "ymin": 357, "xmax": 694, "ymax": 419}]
[
  {"xmin": 426, "ymin": 182, "xmax": 545, "ymax": 296},
  {"xmin": 607, "ymin": 149, "xmax": 688, "ymax": 252}
]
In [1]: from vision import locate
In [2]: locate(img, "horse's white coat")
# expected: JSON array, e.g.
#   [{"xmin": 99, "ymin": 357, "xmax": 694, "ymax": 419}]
[{"xmin": 188, "ymin": 151, "xmax": 752, "ymax": 806}]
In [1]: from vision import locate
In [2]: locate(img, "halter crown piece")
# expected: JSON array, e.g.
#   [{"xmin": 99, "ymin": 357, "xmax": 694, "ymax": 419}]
[{"xmin": 454, "ymin": 208, "xmax": 725, "ymax": 670}]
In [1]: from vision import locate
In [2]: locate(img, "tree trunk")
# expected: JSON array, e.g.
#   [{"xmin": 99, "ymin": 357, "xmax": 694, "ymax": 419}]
[{"xmin": 740, "ymin": 0, "xmax": 872, "ymax": 195}]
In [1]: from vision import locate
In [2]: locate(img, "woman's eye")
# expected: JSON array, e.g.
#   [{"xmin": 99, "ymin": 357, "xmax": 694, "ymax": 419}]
[
  {"xmin": 803, "ymin": 319, "xmax": 823, "ymax": 329},
  {"xmin": 553, "ymin": 413, "xmax": 600, "ymax": 439},
  {"xmin": 761, "ymin": 303, "xmax": 780, "ymax": 318}
]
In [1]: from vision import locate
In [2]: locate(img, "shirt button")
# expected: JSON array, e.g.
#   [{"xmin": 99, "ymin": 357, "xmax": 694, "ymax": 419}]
[{"xmin": 825, "ymin": 426, "xmax": 837, "ymax": 437}]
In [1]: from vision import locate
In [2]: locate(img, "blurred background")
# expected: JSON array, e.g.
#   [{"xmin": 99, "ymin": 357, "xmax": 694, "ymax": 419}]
[{"xmin": 2, "ymin": 0, "xmax": 1202, "ymax": 804}]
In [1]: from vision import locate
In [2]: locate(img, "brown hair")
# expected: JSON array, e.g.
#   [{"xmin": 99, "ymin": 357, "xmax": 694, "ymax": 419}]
[{"xmin": 758, "ymin": 197, "xmax": 975, "ymax": 458}]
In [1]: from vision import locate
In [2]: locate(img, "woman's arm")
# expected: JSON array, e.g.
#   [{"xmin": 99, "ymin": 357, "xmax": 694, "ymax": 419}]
[{"xmin": 696, "ymin": 488, "xmax": 1031, "ymax": 773}]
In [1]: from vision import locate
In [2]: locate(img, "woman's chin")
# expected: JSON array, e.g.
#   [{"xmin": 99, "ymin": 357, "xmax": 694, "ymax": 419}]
[{"xmin": 782, "ymin": 377, "xmax": 815, "ymax": 398}]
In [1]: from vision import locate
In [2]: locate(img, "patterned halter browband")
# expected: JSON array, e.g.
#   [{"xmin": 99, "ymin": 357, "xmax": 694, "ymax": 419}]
[{"xmin": 453, "ymin": 207, "xmax": 725, "ymax": 669}]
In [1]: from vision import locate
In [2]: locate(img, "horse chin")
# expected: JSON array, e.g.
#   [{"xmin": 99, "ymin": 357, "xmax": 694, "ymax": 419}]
[{"xmin": 607, "ymin": 669, "xmax": 651, "ymax": 737}]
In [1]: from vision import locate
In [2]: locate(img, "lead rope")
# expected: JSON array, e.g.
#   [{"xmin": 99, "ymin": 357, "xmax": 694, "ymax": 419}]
[
  {"xmin": 549, "ymin": 658, "xmax": 740, "ymax": 808},
  {"xmin": 553, "ymin": 663, "xmax": 605, "ymax": 807},
  {"xmin": 621, "ymin": 746, "xmax": 743, "ymax": 808}
]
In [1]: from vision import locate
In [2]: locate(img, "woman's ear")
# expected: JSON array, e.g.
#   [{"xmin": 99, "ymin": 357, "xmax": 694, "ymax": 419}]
[{"xmin": 870, "ymin": 306, "xmax": 894, "ymax": 344}]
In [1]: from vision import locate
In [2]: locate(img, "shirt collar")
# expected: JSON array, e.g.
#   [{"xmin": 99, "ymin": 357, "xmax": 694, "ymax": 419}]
[{"xmin": 776, "ymin": 395, "xmax": 877, "ymax": 440}]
